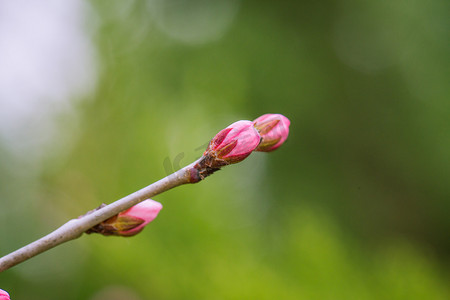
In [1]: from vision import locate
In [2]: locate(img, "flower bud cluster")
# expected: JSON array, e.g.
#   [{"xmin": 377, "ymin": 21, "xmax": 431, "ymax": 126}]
[{"xmin": 191, "ymin": 113, "xmax": 290, "ymax": 181}]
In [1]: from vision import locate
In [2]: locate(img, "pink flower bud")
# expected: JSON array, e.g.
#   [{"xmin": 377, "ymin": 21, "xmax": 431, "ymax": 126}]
[
  {"xmin": 253, "ymin": 114, "xmax": 290, "ymax": 152},
  {"xmin": 203, "ymin": 120, "xmax": 261, "ymax": 167},
  {"xmin": 0, "ymin": 289, "xmax": 10, "ymax": 300},
  {"xmin": 115, "ymin": 199, "xmax": 163, "ymax": 236},
  {"xmin": 86, "ymin": 199, "xmax": 162, "ymax": 237}
]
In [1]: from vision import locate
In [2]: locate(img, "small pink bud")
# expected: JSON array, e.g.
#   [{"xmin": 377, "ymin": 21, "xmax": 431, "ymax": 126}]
[
  {"xmin": 203, "ymin": 120, "xmax": 261, "ymax": 167},
  {"xmin": 0, "ymin": 289, "xmax": 10, "ymax": 300},
  {"xmin": 86, "ymin": 199, "xmax": 162, "ymax": 237},
  {"xmin": 253, "ymin": 114, "xmax": 290, "ymax": 152}
]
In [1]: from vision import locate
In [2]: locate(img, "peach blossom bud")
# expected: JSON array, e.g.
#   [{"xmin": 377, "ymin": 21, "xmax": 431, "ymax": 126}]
[
  {"xmin": 203, "ymin": 120, "xmax": 261, "ymax": 167},
  {"xmin": 87, "ymin": 199, "xmax": 162, "ymax": 237},
  {"xmin": 0, "ymin": 289, "xmax": 10, "ymax": 300},
  {"xmin": 253, "ymin": 114, "xmax": 290, "ymax": 152}
]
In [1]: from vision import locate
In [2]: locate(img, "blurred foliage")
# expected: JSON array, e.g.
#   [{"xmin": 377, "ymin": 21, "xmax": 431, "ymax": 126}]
[{"xmin": 1, "ymin": 0, "xmax": 449, "ymax": 299}]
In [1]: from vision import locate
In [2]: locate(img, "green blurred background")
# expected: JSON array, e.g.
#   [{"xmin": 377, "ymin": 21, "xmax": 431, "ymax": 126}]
[{"xmin": 1, "ymin": 0, "xmax": 449, "ymax": 299}]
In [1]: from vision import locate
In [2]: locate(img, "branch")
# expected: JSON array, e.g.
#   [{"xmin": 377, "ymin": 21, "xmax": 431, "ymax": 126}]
[{"xmin": 0, "ymin": 160, "xmax": 198, "ymax": 272}]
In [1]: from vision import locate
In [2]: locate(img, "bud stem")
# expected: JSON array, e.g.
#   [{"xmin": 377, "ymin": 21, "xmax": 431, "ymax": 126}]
[{"xmin": 0, "ymin": 159, "xmax": 203, "ymax": 272}]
